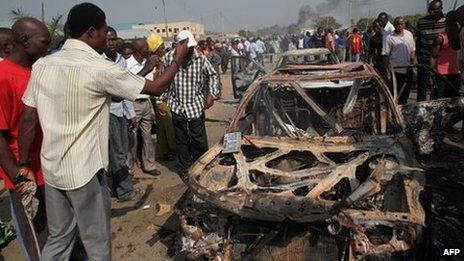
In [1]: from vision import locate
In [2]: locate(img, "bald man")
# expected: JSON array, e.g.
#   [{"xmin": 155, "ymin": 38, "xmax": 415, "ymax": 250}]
[
  {"xmin": 0, "ymin": 17, "xmax": 50, "ymax": 261},
  {"xmin": 126, "ymin": 39, "xmax": 160, "ymax": 175},
  {"xmin": 0, "ymin": 28, "xmax": 14, "ymax": 60}
]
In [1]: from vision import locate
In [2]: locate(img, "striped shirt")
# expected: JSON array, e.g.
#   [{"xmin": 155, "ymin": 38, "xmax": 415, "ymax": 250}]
[
  {"xmin": 22, "ymin": 39, "xmax": 146, "ymax": 190},
  {"xmin": 162, "ymin": 49, "xmax": 219, "ymax": 119},
  {"xmin": 416, "ymin": 15, "xmax": 446, "ymax": 61}
]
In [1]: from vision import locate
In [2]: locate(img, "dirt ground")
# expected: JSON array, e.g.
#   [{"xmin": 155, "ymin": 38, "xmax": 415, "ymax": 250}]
[{"xmin": 0, "ymin": 71, "xmax": 237, "ymax": 261}]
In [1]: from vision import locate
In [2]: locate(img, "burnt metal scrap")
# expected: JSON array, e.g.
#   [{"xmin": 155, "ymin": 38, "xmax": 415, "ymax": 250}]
[
  {"xmin": 400, "ymin": 97, "xmax": 464, "ymax": 154},
  {"xmin": 180, "ymin": 63, "xmax": 462, "ymax": 260}
]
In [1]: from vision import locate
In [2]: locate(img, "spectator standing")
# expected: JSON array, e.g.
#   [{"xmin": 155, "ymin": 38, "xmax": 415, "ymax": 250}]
[
  {"xmin": 0, "ymin": 28, "xmax": 13, "ymax": 59},
  {"xmin": 208, "ymin": 43, "xmax": 222, "ymax": 75},
  {"xmin": 126, "ymin": 39, "xmax": 161, "ymax": 175},
  {"xmin": 432, "ymin": 29, "xmax": 461, "ymax": 98},
  {"xmin": 369, "ymin": 20, "xmax": 385, "ymax": 73},
  {"xmin": 255, "ymin": 37, "xmax": 266, "ymax": 66},
  {"xmin": 377, "ymin": 12, "xmax": 395, "ymax": 50},
  {"xmin": 161, "ymin": 30, "xmax": 220, "ymax": 174},
  {"xmin": 104, "ymin": 27, "xmax": 139, "ymax": 201},
  {"xmin": 325, "ymin": 28, "xmax": 335, "ymax": 53},
  {"xmin": 416, "ymin": 0, "xmax": 446, "ymax": 101},
  {"xmin": 146, "ymin": 34, "xmax": 177, "ymax": 162},
  {"xmin": 310, "ymin": 27, "xmax": 325, "ymax": 48},
  {"xmin": 335, "ymin": 30, "xmax": 347, "ymax": 62},
  {"xmin": 197, "ymin": 40, "xmax": 209, "ymax": 57},
  {"xmin": 18, "ymin": 4, "xmax": 188, "ymax": 259},
  {"xmin": 119, "ymin": 43, "xmax": 133, "ymax": 59},
  {"xmin": 383, "ymin": 17, "xmax": 416, "ymax": 104},
  {"xmin": 349, "ymin": 28, "xmax": 363, "ymax": 62},
  {"xmin": 303, "ymin": 31, "xmax": 311, "ymax": 49},
  {"xmin": 0, "ymin": 17, "xmax": 50, "ymax": 261}
]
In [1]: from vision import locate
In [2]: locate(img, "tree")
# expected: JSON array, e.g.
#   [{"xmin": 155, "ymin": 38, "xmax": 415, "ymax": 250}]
[
  {"xmin": 312, "ymin": 16, "xmax": 341, "ymax": 30},
  {"xmin": 238, "ymin": 30, "xmax": 255, "ymax": 39},
  {"xmin": 356, "ymin": 18, "xmax": 374, "ymax": 31},
  {"xmin": 9, "ymin": 7, "xmax": 27, "ymax": 22},
  {"xmin": 403, "ymin": 14, "xmax": 424, "ymax": 27},
  {"xmin": 47, "ymin": 14, "xmax": 64, "ymax": 49}
]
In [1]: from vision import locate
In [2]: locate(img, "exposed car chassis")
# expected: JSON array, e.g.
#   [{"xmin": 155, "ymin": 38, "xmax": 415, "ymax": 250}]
[{"xmin": 178, "ymin": 63, "xmax": 462, "ymax": 260}]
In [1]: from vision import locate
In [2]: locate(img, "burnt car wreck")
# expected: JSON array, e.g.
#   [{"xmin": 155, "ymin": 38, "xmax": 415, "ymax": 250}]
[{"xmin": 176, "ymin": 63, "xmax": 463, "ymax": 260}]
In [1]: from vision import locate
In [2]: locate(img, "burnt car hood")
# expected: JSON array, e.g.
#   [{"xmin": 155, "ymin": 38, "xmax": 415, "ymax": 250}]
[{"xmin": 188, "ymin": 135, "xmax": 424, "ymax": 225}]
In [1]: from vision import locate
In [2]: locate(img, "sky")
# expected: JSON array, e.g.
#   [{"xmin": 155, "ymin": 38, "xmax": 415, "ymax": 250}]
[{"xmin": 0, "ymin": 0, "xmax": 463, "ymax": 32}]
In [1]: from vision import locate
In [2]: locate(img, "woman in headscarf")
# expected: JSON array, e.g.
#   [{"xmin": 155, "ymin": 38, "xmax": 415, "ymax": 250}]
[{"xmin": 147, "ymin": 33, "xmax": 177, "ymax": 161}]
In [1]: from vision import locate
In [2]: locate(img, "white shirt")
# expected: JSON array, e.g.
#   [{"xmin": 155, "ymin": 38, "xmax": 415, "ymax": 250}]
[
  {"xmin": 22, "ymin": 39, "xmax": 145, "ymax": 190},
  {"xmin": 103, "ymin": 53, "xmax": 136, "ymax": 119},
  {"xmin": 382, "ymin": 29, "xmax": 415, "ymax": 74},
  {"xmin": 249, "ymin": 42, "xmax": 258, "ymax": 59},
  {"xmin": 298, "ymin": 38, "xmax": 304, "ymax": 49},
  {"xmin": 382, "ymin": 21, "xmax": 396, "ymax": 53},
  {"xmin": 126, "ymin": 55, "xmax": 150, "ymax": 100}
]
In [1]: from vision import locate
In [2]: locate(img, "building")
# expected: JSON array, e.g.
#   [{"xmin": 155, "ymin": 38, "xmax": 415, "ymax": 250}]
[
  {"xmin": 117, "ymin": 29, "xmax": 150, "ymax": 40},
  {"xmin": 132, "ymin": 21, "xmax": 204, "ymax": 39}
]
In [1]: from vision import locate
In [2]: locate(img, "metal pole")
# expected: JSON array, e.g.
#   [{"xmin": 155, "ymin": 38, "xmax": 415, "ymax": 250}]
[
  {"xmin": 41, "ymin": 2, "xmax": 45, "ymax": 23},
  {"xmin": 162, "ymin": 0, "xmax": 169, "ymax": 38}
]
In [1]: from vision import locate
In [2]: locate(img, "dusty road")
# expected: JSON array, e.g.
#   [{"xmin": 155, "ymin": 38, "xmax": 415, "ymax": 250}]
[{"xmin": 0, "ymin": 71, "xmax": 237, "ymax": 261}]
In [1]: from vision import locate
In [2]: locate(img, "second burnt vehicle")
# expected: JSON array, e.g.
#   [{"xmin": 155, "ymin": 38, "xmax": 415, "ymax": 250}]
[
  {"xmin": 275, "ymin": 48, "xmax": 340, "ymax": 69},
  {"xmin": 178, "ymin": 63, "xmax": 463, "ymax": 260}
]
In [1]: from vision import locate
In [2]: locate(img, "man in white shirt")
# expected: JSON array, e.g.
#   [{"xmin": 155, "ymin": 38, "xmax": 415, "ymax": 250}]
[
  {"xmin": 378, "ymin": 12, "xmax": 395, "ymax": 53},
  {"xmin": 18, "ymin": 3, "xmax": 188, "ymax": 260},
  {"xmin": 382, "ymin": 17, "xmax": 415, "ymax": 104},
  {"xmin": 104, "ymin": 27, "xmax": 139, "ymax": 201},
  {"xmin": 126, "ymin": 39, "xmax": 160, "ymax": 175}
]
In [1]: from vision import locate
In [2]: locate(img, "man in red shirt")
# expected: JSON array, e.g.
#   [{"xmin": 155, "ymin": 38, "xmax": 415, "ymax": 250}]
[
  {"xmin": 349, "ymin": 28, "xmax": 362, "ymax": 62},
  {"xmin": 0, "ymin": 17, "xmax": 50, "ymax": 260}
]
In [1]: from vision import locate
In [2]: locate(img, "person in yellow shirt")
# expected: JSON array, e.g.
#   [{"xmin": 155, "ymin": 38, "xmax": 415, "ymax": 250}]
[{"xmin": 147, "ymin": 34, "xmax": 177, "ymax": 161}]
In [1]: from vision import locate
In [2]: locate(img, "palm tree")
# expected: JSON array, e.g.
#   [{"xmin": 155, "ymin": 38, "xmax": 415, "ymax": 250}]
[
  {"xmin": 47, "ymin": 14, "xmax": 63, "ymax": 37},
  {"xmin": 48, "ymin": 14, "xmax": 64, "ymax": 49},
  {"xmin": 9, "ymin": 7, "xmax": 27, "ymax": 22}
]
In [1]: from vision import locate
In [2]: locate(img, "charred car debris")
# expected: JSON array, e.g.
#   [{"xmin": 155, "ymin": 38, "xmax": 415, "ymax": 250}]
[{"xmin": 173, "ymin": 63, "xmax": 464, "ymax": 260}]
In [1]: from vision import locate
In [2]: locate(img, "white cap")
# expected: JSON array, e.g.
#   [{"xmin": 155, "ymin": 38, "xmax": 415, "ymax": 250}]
[{"xmin": 176, "ymin": 30, "xmax": 197, "ymax": 47}]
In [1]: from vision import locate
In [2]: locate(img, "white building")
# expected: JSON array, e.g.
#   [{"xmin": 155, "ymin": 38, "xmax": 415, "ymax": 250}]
[{"xmin": 132, "ymin": 21, "xmax": 204, "ymax": 39}]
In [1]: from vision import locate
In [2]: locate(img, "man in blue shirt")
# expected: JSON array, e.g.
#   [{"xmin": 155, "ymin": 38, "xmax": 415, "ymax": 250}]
[{"xmin": 303, "ymin": 31, "xmax": 311, "ymax": 49}]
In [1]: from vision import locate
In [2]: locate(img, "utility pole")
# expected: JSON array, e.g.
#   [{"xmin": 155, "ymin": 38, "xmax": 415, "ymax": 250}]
[
  {"xmin": 348, "ymin": 0, "xmax": 353, "ymax": 27},
  {"xmin": 162, "ymin": 0, "xmax": 169, "ymax": 38},
  {"xmin": 41, "ymin": 2, "xmax": 45, "ymax": 23},
  {"xmin": 220, "ymin": 11, "xmax": 225, "ymax": 40}
]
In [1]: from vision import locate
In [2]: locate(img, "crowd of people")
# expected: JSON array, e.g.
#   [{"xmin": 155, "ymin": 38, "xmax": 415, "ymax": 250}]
[{"xmin": 0, "ymin": 0, "xmax": 463, "ymax": 260}]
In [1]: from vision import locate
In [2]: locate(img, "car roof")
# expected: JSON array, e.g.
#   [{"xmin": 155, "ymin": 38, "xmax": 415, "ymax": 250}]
[
  {"xmin": 264, "ymin": 62, "xmax": 378, "ymax": 83},
  {"xmin": 281, "ymin": 48, "xmax": 332, "ymax": 56}
]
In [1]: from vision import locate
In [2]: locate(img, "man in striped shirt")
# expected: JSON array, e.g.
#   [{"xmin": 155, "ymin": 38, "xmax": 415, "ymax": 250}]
[
  {"xmin": 416, "ymin": 0, "xmax": 446, "ymax": 101},
  {"xmin": 162, "ymin": 30, "xmax": 220, "ymax": 174},
  {"xmin": 18, "ymin": 3, "xmax": 188, "ymax": 260}
]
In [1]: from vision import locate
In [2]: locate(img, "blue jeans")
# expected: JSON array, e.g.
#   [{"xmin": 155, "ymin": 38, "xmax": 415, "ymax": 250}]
[
  {"xmin": 351, "ymin": 53, "xmax": 360, "ymax": 62},
  {"xmin": 109, "ymin": 114, "xmax": 134, "ymax": 200}
]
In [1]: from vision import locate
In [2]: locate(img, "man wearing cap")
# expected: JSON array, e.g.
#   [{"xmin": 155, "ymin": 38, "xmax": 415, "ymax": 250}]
[{"xmin": 162, "ymin": 30, "xmax": 220, "ymax": 174}]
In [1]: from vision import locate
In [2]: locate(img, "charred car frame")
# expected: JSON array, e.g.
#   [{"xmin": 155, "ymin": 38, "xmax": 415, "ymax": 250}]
[{"xmin": 179, "ymin": 63, "xmax": 463, "ymax": 260}]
